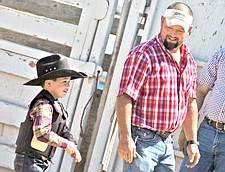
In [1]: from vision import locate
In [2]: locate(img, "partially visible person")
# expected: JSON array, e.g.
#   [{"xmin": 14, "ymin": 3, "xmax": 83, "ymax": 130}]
[
  {"xmin": 116, "ymin": 2, "xmax": 200, "ymax": 172},
  {"xmin": 14, "ymin": 55, "xmax": 87, "ymax": 172},
  {"xmin": 180, "ymin": 48, "xmax": 225, "ymax": 172}
]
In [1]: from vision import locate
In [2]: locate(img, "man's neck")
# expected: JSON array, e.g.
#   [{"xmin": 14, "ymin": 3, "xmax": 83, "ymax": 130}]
[{"xmin": 171, "ymin": 50, "xmax": 181, "ymax": 65}]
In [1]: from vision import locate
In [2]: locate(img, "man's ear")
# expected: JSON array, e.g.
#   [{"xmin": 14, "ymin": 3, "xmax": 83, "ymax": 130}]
[
  {"xmin": 161, "ymin": 16, "xmax": 165, "ymax": 26},
  {"xmin": 188, "ymin": 25, "xmax": 193, "ymax": 33}
]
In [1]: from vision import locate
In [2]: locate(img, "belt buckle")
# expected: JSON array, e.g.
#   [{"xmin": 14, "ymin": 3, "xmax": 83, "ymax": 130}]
[
  {"xmin": 215, "ymin": 121, "xmax": 224, "ymax": 130},
  {"xmin": 159, "ymin": 131, "xmax": 170, "ymax": 138}
]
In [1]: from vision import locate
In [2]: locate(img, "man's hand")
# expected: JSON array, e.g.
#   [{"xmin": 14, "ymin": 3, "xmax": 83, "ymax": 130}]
[
  {"xmin": 118, "ymin": 136, "xmax": 136, "ymax": 163},
  {"xmin": 185, "ymin": 144, "xmax": 200, "ymax": 168},
  {"xmin": 65, "ymin": 141, "xmax": 82, "ymax": 162},
  {"xmin": 178, "ymin": 129, "xmax": 188, "ymax": 156}
]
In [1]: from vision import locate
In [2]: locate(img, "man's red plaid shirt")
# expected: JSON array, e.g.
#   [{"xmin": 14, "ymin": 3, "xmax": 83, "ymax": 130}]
[{"xmin": 118, "ymin": 34, "xmax": 197, "ymax": 132}]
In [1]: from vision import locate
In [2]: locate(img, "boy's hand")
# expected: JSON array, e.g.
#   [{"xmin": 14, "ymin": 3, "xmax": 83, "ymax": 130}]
[
  {"xmin": 71, "ymin": 149, "xmax": 82, "ymax": 162},
  {"xmin": 65, "ymin": 141, "xmax": 82, "ymax": 162}
]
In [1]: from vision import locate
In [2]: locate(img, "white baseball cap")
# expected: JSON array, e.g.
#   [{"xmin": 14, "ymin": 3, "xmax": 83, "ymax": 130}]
[{"xmin": 163, "ymin": 9, "xmax": 193, "ymax": 32}]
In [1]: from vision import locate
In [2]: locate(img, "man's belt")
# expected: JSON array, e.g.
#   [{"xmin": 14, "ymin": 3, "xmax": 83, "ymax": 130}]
[
  {"xmin": 205, "ymin": 116, "xmax": 225, "ymax": 130},
  {"xmin": 143, "ymin": 128, "xmax": 171, "ymax": 138},
  {"xmin": 153, "ymin": 130, "xmax": 171, "ymax": 138},
  {"xmin": 135, "ymin": 126, "xmax": 171, "ymax": 139}
]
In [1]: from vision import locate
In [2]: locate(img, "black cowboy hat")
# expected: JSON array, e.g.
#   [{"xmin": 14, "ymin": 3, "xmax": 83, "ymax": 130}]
[{"xmin": 24, "ymin": 54, "xmax": 87, "ymax": 86}]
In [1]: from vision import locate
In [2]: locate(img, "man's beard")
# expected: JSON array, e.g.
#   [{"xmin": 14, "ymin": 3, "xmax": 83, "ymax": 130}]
[{"xmin": 163, "ymin": 39, "xmax": 179, "ymax": 50}]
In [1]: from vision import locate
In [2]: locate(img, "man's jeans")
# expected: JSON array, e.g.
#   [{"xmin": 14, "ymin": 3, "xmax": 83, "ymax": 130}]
[
  {"xmin": 123, "ymin": 125, "xmax": 175, "ymax": 172},
  {"xmin": 14, "ymin": 153, "xmax": 48, "ymax": 172},
  {"xmin": 180, "ymin": 120, "xmax": 225, "ymax": 172}
]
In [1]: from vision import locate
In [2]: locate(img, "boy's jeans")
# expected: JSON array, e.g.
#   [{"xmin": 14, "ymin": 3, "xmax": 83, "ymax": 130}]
[
  {"xmin": 14, "ymin": 153, "xmax": 48, "ymax": 172},
  {"xmin": 123, "ymin": 125, "xmax": 175, "ymax": 172},
  {"xmin": 180, "ymin": 120, "xmax": 225, "ymax": 172}
]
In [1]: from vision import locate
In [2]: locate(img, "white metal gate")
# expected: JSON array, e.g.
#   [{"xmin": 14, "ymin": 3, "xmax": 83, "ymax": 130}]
[{"xmin": 0, "ymin": 0, "xmax": 115, "ymax": 171}]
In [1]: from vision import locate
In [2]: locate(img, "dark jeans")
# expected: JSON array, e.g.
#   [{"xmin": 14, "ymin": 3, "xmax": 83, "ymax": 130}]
[
  {"xmin": 180, "ymin": 120, "xmax": 225, "ymax": 172},
  {"xmin": 14, "ymin": 153, "xmax": 48, "ymax": 172}
]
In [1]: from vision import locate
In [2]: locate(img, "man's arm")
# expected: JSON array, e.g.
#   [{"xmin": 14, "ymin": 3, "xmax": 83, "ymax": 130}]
[
  {"xmin": 181, "ymin": 84, "xmax": 210, "ymax": 168},
  {"xmin": 116, "ymin": 94, "xmax": 132, "ymax": 139},
  {"xmin": 182, "ymin": 97, "xmax": 200, "ymax": 168},
  {"xmin": 183, "ymin": 84, "xmax": 210, "ymax": 143},
  {"xmin": 116, "ymin": 93, "xmax": 136, "ymax": 163},
  {"xmin": 183, "ymin": 97, "xmax": 198, "ymax": 141},
  {"xmin": 183, "ymin": 83, "xmax": 209, "ymax": 144},
  {"xmin": 196, "ymin": 84, "xmax": 210, "ymax": 111}
]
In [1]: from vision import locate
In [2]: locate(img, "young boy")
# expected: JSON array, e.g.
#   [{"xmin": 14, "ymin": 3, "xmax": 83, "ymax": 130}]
[{"xmin": 14, "ymin": 54, "xmax": 87, "ymax": 172}]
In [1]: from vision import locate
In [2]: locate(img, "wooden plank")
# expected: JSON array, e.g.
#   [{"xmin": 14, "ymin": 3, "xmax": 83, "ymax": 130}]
[
  {"xmin": 0, "ymin": 123, "xmax": 19, "ymax": 147},
  {"xmin": 0, "ymin": 47, "xmax": 96, "ymax": 80},
  {"xmin": 0, "ymin": 49, "xmax": 39, "ymax": 79},
  {"xmin": 0, "ymin": 6, "xmax": 78, "ymax": 46},
  {"xmin": 53, "ymin": 0, "xmax": 85, "ymax": 8},
  {"xmin": 0, "ymin": 69, "xmax": 42, "ymax": 113},
  {"xmin": 0, "ymin": 30, "xmax": 72, "ymax": 56},
  {"xmin": 0, "ymin": 0, "xmax": 82, "ymax": 25},
  {"xmin": 0, "ymin": 40, "xmax": 52, "ymax": 60},
  {"xmin": 0, "ymin": 101, "xmax": 27, "ymax": 128},
  {"xmin": 0, "ymin": 145, "xmax": 15, "ymax": 170}
]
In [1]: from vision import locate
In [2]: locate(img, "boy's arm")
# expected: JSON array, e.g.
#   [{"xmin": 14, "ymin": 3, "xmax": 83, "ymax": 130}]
[
  {"xmin": 31, "ymin": 99, "xmax": 67, "ymax": 147},
  {"xmin": 61, "ymin": 125, "xmax": 77, "ymax": 144},
  {"xmin": 32, "ymin": 99, "xmax": 81, "ymax": 161}
]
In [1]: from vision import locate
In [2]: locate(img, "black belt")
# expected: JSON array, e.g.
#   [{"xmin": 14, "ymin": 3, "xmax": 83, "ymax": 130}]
[
  {"xmin": 205, "ymin": 116, "xmax": 225, "ymax": 130},
  {"xmin": 18, "ymin": 152, "xmax": 49, "ymax": 162}
]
